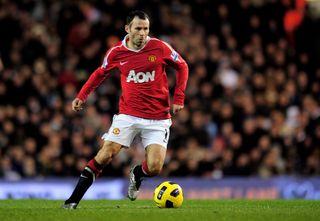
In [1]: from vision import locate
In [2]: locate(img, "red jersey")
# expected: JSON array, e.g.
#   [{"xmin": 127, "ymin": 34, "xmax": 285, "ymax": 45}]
[{"xmin": 77, "ymin": 35, "xmax": 189, "ymax": 119}]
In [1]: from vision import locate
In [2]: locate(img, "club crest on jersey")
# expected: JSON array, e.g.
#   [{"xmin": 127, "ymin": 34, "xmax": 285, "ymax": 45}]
[
  {"xmin": 126, "ymin": 70, "xmax": 155, "ymax": 83},
  {"xmin": 112, "ymin": 128, "xmax": 120, "ymax": 135},
  {"xmin": 148, "ymin": 55, "xmax": 157, "ymax": 62}
]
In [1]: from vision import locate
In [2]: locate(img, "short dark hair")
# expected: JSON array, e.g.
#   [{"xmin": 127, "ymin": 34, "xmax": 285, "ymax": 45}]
[{"xmin": 126, "ymin": 10, "xmax": 149, "ymax": 25}]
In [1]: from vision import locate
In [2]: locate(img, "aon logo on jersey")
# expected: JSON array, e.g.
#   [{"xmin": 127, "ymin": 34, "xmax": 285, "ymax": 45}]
[{"xmin": 126, "ymin": 70, "xmax": 155, "ymax": 83}]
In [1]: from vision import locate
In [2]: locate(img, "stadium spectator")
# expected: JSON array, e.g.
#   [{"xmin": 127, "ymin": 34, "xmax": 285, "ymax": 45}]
[{"xmin": 0, "ymin": 0, "xmax": 320, "ymax": 183}]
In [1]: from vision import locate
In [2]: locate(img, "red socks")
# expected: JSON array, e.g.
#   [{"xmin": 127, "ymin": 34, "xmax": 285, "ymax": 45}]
[
  {"xmin": 87, "ymin": 159, "xmax": 103, "ymax": 177},
  {"xmin": 142, "ymin": 160, "xmax": 150, "ymax": 176}
]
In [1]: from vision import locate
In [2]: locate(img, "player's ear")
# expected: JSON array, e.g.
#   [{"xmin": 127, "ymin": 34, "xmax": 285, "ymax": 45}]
[{"xmin": 125, "ymin": 25, "xmax": 130, "ymax": 34}]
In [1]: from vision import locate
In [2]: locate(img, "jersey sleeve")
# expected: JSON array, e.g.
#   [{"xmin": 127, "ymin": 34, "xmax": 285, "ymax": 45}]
[
  {"xmin": 161, "ymin": 41, "xmax": 189, "ymax": 105},
  {"xmin": 77, "ymin": 47, "xmax": 118, "ymax": 101}
]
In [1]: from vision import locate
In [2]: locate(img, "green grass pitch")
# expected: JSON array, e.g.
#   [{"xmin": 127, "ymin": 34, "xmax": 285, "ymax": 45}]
[{"xmin": 0, "ymin": 199, "xmax": 320, "ymax": 221}]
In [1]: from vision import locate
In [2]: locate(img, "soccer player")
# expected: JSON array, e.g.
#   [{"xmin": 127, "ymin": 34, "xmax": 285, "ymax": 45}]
[{"xmin": 63, "ymin": 10, "xmax": 188, "ymax": 209}]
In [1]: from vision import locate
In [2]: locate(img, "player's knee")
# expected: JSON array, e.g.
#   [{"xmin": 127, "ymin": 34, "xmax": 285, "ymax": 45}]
[{"xmin": 95, "ymin": 142, "xmax": 121, "ymax": 166}]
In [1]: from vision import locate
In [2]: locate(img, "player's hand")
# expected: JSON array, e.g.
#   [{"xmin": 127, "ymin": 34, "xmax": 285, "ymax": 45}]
[
  {"xmin": 172, "ymin": 104, "xmax": 184, "ymax": 115},
  {"xmin": 72, "ymin": 98, "xmax": 84, "ymax": 112}
]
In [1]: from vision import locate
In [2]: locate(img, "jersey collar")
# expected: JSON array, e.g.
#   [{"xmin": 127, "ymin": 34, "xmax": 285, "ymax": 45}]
[{"xmin": 122, "ymin": 35, "xmax": 150, "ymax": 52}]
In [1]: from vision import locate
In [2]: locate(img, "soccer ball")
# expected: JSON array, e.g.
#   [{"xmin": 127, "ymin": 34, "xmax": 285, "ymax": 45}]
[{"xmin": 153, "ymin": 181, "xmax": 184, "ymax": 208}]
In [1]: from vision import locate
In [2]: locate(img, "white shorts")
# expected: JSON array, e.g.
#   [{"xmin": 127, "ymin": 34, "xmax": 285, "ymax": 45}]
[{"xmin": 102, "ymin": 114, "xmax": 172, "ymax": 148}]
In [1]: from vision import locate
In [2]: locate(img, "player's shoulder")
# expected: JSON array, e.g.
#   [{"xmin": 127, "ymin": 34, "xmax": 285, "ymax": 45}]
[
  {"xmin": 107, "ymin": 41, "xmax": 123, "ymax": 53},
  {"xmin": 149, "ymin": 37, "xmax": 174, "ymax": 51},
  {"xmin": 104, "ymin": 41, "xmax": 123, "ymax": 59},
  {"xmin": 151, "ymin": 37, "xmax": 175, "ymax": 49},
  {"xmin": 149, "ymin": 37, "xmax": 166, "ymax": 46}
]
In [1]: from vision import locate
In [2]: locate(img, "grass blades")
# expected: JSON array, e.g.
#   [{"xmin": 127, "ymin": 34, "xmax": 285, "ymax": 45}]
[{"xmin": 0, "ymin": 200, "xmax": 320, "ymax": 221}]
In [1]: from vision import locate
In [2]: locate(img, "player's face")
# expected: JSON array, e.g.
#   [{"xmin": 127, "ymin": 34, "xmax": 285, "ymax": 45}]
[{"xmin": 126, "ymin": 17, "xmax": 150, "ymax": 50}]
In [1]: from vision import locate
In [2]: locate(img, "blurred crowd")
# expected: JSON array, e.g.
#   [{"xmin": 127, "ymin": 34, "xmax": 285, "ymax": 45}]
[{"xmin": 0, "ymin": 0, "xmax": 320, "ymax": 180}]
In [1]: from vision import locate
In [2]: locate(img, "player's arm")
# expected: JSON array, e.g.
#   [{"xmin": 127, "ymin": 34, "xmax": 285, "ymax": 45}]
[
  {"xmin": 162, "ymin": 41, "xmax": 189, "ymax": 114},
  {"xmin": 71, "ymin": 67, "xmax": 106, "ymax": 111},
  {"xmin": 72, "ymin": 49, "xmax": 117, "ymax": 112}
]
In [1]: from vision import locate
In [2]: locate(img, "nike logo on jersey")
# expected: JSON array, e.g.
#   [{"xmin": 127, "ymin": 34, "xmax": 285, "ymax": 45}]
[
  {"xmin": 120, "ymin": 61, "xmax": 128, "ymax": 65},
  {"xmin": 126, "ymin": 70, "xmax": 155, "ymax": 83}
]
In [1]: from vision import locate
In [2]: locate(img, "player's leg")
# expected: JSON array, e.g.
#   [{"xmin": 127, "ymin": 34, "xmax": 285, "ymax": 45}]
[
  {"xmin": 63, "ymin": 141, "xmax": 122, "ymax": 209},
  {"xmin": 128, "ymin": 144, "xmax": 166, "ymax": 201},
  {"xmin": 64, "ymin": 114, "xmax": 137, "ymax": 208},
  {"xmin": 128, "ymin": 118, "xmax": 171, "ymax": 201}
]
